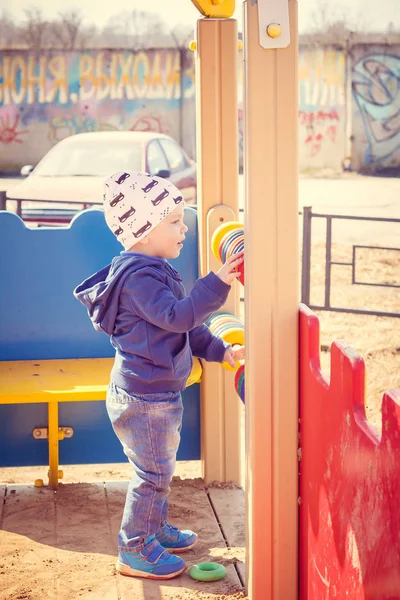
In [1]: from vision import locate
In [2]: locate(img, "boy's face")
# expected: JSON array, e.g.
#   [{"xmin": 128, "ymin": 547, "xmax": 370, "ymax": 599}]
[{"xmin": 132, "ymin": 203, "xmax": 188, "ymax": 259}]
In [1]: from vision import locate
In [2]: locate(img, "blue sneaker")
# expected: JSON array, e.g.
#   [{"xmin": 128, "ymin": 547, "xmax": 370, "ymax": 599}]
[
  {"xmin": 116, "ymin": 535, "xmax": 186, "ymax": 579},
  {"xmin": 155, "ymin": 522, "xmax": 198, "ymax": 553}
]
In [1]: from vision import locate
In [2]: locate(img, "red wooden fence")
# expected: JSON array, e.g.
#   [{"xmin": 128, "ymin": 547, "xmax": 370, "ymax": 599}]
[{"xmin": 299, "ymin": 303, "xmax": 400, "ymax": 599}]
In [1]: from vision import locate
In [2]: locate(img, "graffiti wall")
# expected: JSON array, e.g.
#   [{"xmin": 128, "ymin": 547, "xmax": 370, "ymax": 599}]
[
  {"xmin": 298, "ymin": 48, "xmax": 347, "ymax": 171},
  {"xmin": 351, "ymin": 45, "xmax": 400, "ymax": 171},
  {"xmin": 1, "ymin": 45, "xmax": 400, "ymax": 173},
  {"xmin": 237, "ymin": 47, "xmax": 347, "ymax": 171},
  {"xmin": 0, "ymin": 49, "xmax": 195, "ymax": 170}
]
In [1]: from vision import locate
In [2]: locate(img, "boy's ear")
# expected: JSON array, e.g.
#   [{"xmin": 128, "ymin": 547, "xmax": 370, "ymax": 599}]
[{"xmin": 135, "ymin": 235, "xmax": 150, "ymax": 249}]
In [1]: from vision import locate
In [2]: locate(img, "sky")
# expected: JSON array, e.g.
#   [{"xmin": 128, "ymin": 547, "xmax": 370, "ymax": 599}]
[{"xmin": 1, "ymin": 0, "xmax": 399, "ymax": 33}]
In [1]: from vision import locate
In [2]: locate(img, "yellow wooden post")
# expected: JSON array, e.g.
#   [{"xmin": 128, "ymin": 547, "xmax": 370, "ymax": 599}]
[
  {"xmin": 194, "ymin": 17, "xmax": 242, "ymax": 483},
  {"xmin": 243, "ymin": 0, "xmax": 299, "ymax": 597}
]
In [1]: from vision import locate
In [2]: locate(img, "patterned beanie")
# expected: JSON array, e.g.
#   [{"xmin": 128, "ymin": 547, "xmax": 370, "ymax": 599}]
[{"xmin": 103, "ymin": 171, "xmax": 184, "ymax": 250}]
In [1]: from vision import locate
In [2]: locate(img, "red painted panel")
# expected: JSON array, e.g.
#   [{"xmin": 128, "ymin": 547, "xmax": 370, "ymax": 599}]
[{"xmin": 299, "ymin": 304, "xmax": 400, "ymax": 600}]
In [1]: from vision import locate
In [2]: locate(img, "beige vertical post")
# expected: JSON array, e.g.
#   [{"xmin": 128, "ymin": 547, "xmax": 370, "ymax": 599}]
[
  {"xmin": 243, "ymin": 1, "xmax": 298, "ymax": 598},
  {"xmin": 195, "ymin": 17, "xmax": 242, "ymax": 483}
]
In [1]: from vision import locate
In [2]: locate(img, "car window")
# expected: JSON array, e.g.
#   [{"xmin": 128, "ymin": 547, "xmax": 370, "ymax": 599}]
[
  {"xmin": 159, "ymin": 139, "xmax": 187, "ymax": 172},
  {"xmin": 33, "ymin": 139, "xmax": 143, "ymax": 177},
  {"xmin": 146, "ymin": 140, "xmax": 169, "ymax": 175}
]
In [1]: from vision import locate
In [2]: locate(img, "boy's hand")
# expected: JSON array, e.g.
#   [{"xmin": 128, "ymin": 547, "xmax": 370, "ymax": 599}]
[
  {"xmin": 223, "ymin": 345, "xmax": 245, "ymax": 368},
  {"xmin": 216, "ymin": 252, "xmax": 244, "ymax": 285}
]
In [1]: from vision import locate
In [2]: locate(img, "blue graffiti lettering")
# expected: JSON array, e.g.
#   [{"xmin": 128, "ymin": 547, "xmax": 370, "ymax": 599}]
[{"xmin": 352, "ymin": 54, "xmax": 400, "ymax": 165}]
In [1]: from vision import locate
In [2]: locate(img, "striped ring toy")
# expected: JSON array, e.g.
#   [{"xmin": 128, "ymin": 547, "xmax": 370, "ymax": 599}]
[
  {"xmin": 211, "ymin": 221, "xmax": 244, "ymax": 286},
  {"xmin": 207, "ymin": 312, "xmax": 244, "ymax": 372},
  {"xmin": 234, "ymin": 364, "xmax": 245, "ymax": 404}
]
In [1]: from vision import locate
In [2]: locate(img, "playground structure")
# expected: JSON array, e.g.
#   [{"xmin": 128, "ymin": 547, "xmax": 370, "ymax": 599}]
[
  {"xmin": 299, "ymin": 304, "xmax": 400, "ymax": 597},
  {"xmin": 0, "ymin": 1, "xmax": 399, "ymax": 599},
  {"xmin": 0, "ymin": 208, "xmax": 204, "ymax": 489}
]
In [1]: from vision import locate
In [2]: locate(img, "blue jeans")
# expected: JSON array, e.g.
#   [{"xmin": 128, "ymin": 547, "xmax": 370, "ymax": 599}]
[{"xmin": 106, "ymin": 383, "xmax": 183, "ymax": 552}]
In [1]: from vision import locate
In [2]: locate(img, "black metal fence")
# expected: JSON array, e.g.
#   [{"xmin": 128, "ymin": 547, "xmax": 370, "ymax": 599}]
[{"xmin": 301, "ymin": 206, "xmax": 400, "ymax": 318}]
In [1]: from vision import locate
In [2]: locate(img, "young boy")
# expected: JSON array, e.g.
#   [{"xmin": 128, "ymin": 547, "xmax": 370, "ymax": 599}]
[{"xmin": 74, "ymin": 171, "xmax": 244, "ymax": 580}]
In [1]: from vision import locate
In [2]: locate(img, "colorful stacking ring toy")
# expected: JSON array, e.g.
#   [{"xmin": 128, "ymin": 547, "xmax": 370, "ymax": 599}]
[
  {"xmin": 207, "ymin": 312, "xmax": 244, "ymax": 371},
  {"xmin": 234, "ymin": 364, "xmax": 245, "ymax": 404},
  {"xmin": 189, "ymin": 562, "xmax": 227, "ymax": 582},
  {"xmin": 211, "ymin": 221, "xmax": 244, "ymax": 285}
]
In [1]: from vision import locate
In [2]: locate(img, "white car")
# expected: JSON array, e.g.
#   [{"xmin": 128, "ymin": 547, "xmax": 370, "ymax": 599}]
[{"xmin": 7, "ymin": 131, "xmax": 197, "ymax": 221}]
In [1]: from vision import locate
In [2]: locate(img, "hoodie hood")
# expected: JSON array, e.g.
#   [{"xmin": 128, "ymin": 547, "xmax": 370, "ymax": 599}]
[{"xmin": 73, "ymin": 253, "xmax": 177, "ymax": 335}]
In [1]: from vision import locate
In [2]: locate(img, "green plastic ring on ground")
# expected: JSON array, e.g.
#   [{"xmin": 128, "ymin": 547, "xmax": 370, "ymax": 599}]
[{"xmin": 189, "ymin": 562, "xmax": 227, "ymax": 582}]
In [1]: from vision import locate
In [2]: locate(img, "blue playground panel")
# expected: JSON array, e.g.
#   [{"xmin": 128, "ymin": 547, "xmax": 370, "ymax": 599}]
[{"xmin": 0, "ymin": 207, "xmax": 200, "ymax": 467}]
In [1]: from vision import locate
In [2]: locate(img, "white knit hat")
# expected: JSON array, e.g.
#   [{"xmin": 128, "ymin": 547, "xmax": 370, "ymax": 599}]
[{"xmin": 103, "ymin": 171, "xmax": 184, "ymax": 250}]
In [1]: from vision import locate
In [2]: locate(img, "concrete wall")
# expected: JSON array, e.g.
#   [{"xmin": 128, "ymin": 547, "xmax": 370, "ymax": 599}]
[
  {"xmin": 351, "ymin": 44, "xmax": 400, "ymax": 171},
  {"xmin": 1, "ymin": 44, "xmax": 399, "ymax": 173},
  {"xmin": 237, "ymin": 46, "xmax": 348, "ymax": 172},
  {"xmin": 0, "ymin": 49, "xmax": 196, "ymax": 171},
  {"xmin": 298, "ymin": 47, "xmax": 347, "ymax": 171},
  {"xmin": 238, "ymin": 43, "xmax": 400, "ymax": 173}
]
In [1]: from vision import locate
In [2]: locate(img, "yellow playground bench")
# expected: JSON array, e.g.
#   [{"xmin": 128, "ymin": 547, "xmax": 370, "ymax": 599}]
[{"xmin": 0, "ymin": 208, "xmax": 202, "ymax": 487}]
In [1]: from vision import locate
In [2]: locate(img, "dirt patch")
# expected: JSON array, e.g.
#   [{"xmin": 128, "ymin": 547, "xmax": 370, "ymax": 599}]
[
  {"xmin": 0, "ymin": 476, "xmax": 247, "ymax": 600},
  {"xmin": 205, "ymin": 482, "xmax": 242, "ymax": 491},
  {"xmin": 0, "ymin": 461, "xmax": 202, "ymax": 487}
]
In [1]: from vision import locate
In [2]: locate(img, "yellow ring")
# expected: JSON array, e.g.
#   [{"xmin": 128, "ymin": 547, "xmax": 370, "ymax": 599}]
[
  {"xmin": 220, "ymin": 328, "xmax": 244, "ymax": 371},
  {"xmin": 222, "ymin": 360, "xmax": 241, "ymax": 372},
  {"xmin": 211, "ymin": 221, "xmax": 242, "ymax": 260},
  {"xmin": 187, "ymin": 357, "xmax": 202, "ymax": 386},
  {"xmin": 221, "ymin": 328, "xmax": 245, "ymax": 347}
]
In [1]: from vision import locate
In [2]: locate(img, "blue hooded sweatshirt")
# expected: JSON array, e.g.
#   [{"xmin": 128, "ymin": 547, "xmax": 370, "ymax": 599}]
[{"xmin": 74, "ymin": 253, "xmax": 231, "ymax": 394}]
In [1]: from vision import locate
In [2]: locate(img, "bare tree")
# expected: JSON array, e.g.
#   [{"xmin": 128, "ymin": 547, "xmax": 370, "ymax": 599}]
[
  {"xmin": 170, "ymin": 23, "xmax": 194, "ymax": 49},
  {"xmin": 75, "ymin": 23, "xmax": 98, "ymax": 49},
  {"xmin": 0, "ymin": 9, "xmax": 21, "ymax": 48},
  {"xmin": 130, "ymin": 9, "xmax": 165, "ymax": 47},
  {"xmin": 52, "ymin": 9, "xmax": 83, "ymax": 49},
  {"xmin": 101, "ymin": 9, "xmax": 167, "ymax": 49},
  {"xmin": 0, "ymin": 7, "xmax": 193, "ymax": 50},
  {"xmin": 310, "ymin": 0, "xmax": 333, "ymax": 33},
  {"xmin": 307, "ymin": 0, "xmax": 366, "ymax": 45},
  {"xmin": 22, "ymin": 6, "xmax": 48, "ymax": 49},
  {"xmin": 36, "ymin": 9, "xmax": 96, "ymax": 49}
]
